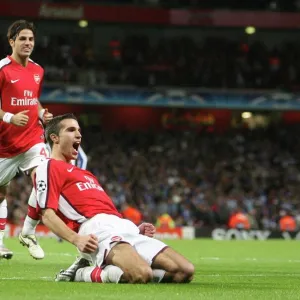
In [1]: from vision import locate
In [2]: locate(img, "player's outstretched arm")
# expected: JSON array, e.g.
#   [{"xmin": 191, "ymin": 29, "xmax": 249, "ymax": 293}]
[
  {"xmin": 41, "ymin": 208, "xmax": 98, "ymax": 253},
  {"xmin": 0, "ymin": 108, "xmax": 29, "ymax": 126}
]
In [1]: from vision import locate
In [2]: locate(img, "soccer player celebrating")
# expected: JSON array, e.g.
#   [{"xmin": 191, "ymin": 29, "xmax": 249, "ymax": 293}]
[
  {"xmin": 35, "ymin": 113, "xmax": 194, "ymax": 284},
  {"xmin": 0, "ymin": 20, "xmax": 53, "ymax": 259}
]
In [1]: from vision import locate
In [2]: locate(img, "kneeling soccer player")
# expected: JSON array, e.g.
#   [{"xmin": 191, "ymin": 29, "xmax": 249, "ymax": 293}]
[{"xmin": 35, "ymin": 113, "xmax": 195, "ymax": 284}]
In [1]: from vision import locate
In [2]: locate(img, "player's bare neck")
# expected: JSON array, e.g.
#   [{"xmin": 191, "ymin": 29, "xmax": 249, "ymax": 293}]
[
  {"xmin": 51, "ymin": 151, "xmax": 72, "ymax": 164},
  {"xmin": 11, "ymin": 53, "xmax": 29, "ymax": 67},
  {"xmin": 51, "ymin": 154, "xmax": 67, "ymax": 163}
]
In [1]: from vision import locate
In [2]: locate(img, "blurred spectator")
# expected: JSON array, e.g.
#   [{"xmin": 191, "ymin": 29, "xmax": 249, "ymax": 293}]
[
  {"xmin": 121, "ymin": 202, "xmax": 143, "ymax": 225},
  {"xmin": 279, "ymin": 211, "xmax": 297, "ymax": 231},
  {"xmin": 156, "ymin": 213, "xmax": 175, "ymax": 229},
  {"xmin": 228, "ymin": 210, "xmax": 250, "ymax": 230}
]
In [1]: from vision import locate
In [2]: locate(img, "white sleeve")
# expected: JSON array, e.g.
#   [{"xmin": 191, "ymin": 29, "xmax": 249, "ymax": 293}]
[{"xmin": 35, "ymin": 160, "xmax": 50, "ymax": 209}]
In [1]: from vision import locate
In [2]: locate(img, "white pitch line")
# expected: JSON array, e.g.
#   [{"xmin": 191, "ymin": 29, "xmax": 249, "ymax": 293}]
[
  {"xmin": 41, "ymin": 276, "xmax": 53, "ymax": 280},
  {"xmin": 200, "ymin": 274, "xmax": 300, "ymax": 277},
  {"xmin": 0, "ymin": 277, "xmax": 26, "ymax": 280},
  {"xmin": 12, "ymin": 252, "xmax": 74, "ymax": 257},
  {"xmin": 199, "ymin": 257, "xmax": 300, "ymax": 263},
  {"xmin": 1, "ymin": 276, "xmax": 53, "ymax": 281}
]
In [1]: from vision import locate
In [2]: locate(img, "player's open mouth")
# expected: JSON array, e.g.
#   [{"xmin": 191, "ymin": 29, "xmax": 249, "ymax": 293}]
[{"xmin": 72, "ymin": 142, "xmax": 80, "ymax": 154}]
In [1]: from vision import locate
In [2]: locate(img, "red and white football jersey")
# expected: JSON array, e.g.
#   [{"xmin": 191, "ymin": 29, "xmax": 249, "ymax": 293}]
[
  {"xmin": 35, "ymin": 159, "xmax": 122, "ymax": 232},
  {"xmin": 0, "ymin": 56, "xmax": 45, "ymax": 158}
]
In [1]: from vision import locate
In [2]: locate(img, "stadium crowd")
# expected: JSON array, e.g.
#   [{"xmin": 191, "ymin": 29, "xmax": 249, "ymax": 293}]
[
  {"xmin": 0, "ymin": 10, "xmax": 298, "ymax": 90},
  {"xmin": 0, "ymin": 34, "xmax": 297, "ymax": 91},
  {"xmin": 6, "ymin": 123, "xmax": 300, "ymax": 231}
]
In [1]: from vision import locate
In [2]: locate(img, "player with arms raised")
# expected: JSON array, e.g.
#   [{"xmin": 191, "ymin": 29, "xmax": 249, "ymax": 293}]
[
  {"xmin": 0, "ymin": 20, "xmax": 53, "ymax": 259},
  {"xmin": 35, "ymin": 114, "xmax": 194, "ymax": 284}
]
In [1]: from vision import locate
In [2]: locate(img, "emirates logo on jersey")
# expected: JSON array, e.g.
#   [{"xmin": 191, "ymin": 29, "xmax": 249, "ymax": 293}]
[
  {"xmin": 84, "ymin": 176, "xmax": 94, "ymax": 184},
  {"xmin": 76, "ymin": 175, "xmax": 104, "ymax": 192},
  {"xmin": 34, "ymin": 74, "xmax": 40, "ymax": 84}
]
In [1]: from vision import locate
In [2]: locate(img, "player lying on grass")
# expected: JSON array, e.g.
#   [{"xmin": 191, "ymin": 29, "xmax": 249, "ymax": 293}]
[{"xmin": 34, "ymin": 113, "xmax": 195, "ymax": 283}]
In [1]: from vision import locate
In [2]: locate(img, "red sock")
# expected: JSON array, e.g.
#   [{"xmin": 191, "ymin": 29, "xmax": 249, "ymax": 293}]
[
  {"xmin": 0, "ymin": 218, "xmax": 6, "ymax": 230},
  {"xmin": 27, "ymin": 205, "xmax": 40, "ymax": 221},
  {"xmin": 90, "ymin": 267, "xmax": 103, "ymax": 283}
]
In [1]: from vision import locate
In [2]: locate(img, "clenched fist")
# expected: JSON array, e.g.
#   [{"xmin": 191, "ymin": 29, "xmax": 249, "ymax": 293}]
[
  {"xmin": 74, "ymin": 234, "xmax": 99, "ymax": 254},
  {"xmin": 42, "ymin": 108, "xmax": 53, "ymax": 124},
  {"xmin": 138, "ymin": 223, "xmax": 156, "ymax": 238}
]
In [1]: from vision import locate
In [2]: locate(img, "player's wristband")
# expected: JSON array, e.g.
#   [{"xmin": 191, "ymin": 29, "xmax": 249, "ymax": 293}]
[
  {"xmin": 3, "ymin": 112, "xmax": 14, "ymax": 123},
  {"xmin": 38, "ymin": 109, "xmax": 45, "ymax": 120}
]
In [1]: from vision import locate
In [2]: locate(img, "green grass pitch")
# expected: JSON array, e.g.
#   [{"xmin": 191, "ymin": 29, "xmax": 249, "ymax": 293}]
[{"xmin": 1, "ymin": 238, "xmax": 299, "ymax": 300}]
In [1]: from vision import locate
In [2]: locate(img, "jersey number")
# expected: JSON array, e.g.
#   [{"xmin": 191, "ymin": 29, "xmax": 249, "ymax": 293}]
[{"xmin": 40, "ymin": 148, "xmax": 47, "ymax": 158}]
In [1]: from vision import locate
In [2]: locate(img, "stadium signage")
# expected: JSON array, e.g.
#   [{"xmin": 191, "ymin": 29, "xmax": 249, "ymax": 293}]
[
  {"xmin": 212, "ymin": 229, "xmax": 272, "ymax": 240},
  {"xmin": 162, "ymin": 112, "xmax": 215, "ymax": 129},
  {"xmin": 195, "ymin": 228, "xmax": 300, "ymax": 240},
  {"xmin": 155, "ymin": 227, "xmax": 195, "ymax": 239},
  {"xmin": 39, "ymin": 3, "xmax": 84, "ymax": 20},
  {"xmin": 5, "ymin": 223, "xmax": 195, "ymax": 239},
  {"xmin": 1, "ymin": 2, "xmax": 300, "ymax": 28},
  {"xmin": 39, "ymin": 85, "xmax": 300, "ymax": 110},
  {"xmin": 5, "ymin": 224, "xmax": 300, "ymax": 240},
  {"xmin": 170, "ymin": 10, "xmax": 213, "ymax": 26},
  {"xmin": 155, "ymin": 228, "xmax": 183, "ymax": 240}
]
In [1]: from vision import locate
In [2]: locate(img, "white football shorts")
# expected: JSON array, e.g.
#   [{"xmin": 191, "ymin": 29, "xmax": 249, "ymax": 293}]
[
  {"xmin": 0, "ymin": 143, "xmax": 47, "ymax": 187},
  {"xmin": 78, "ymin": 213, "xmax": 168, "ymax": 267}
]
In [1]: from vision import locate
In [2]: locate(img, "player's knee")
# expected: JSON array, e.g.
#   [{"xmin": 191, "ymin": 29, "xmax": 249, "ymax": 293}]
[
  {"xmin": 129, "ymin": 266, "xmax": 153, "ymax": 284},
  {"xmin": 182, "ymin": 262, "xmax": 195, "ymax": 282},
  {"xmin": 176, "ymin": 262, "xmax": 195, "ymax": 283}
]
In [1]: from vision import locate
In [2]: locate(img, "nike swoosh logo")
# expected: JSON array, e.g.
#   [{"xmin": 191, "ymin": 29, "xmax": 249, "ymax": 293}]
[
  {"xmin": 67, "ymin": 167, "xmax": 74, "ymax": 172},
  {"xmin": 11, "ymin": 79, "xmax": 20, "ymax": 83},
  {"xmin": 0, "ymin": 223, "xmax": 5, "ymax": 226}
]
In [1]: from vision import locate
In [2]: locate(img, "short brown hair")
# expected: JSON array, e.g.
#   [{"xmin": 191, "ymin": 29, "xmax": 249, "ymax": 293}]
[
  {"xmin": 45, "ymin": 113, "xmax": 78, "ymax": 149},
  {"xmin": 7, "ymin": 20, "xmax": 36, "ymax": 41}
]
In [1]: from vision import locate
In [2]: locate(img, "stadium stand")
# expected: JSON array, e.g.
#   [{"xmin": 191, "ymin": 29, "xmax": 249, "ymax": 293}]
[{"xmin": 0, "ymin": 33, "xmax": 299, "ymax": 90}]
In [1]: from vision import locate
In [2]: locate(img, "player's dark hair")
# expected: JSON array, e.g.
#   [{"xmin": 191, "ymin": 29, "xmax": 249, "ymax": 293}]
[
  {"xmin": 45, "ymin": 113, "xmax": 78, "ymax": 148},
  {"xmin": 7, "ymin": 20, "xmax": 36, "ymax": 42}
]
